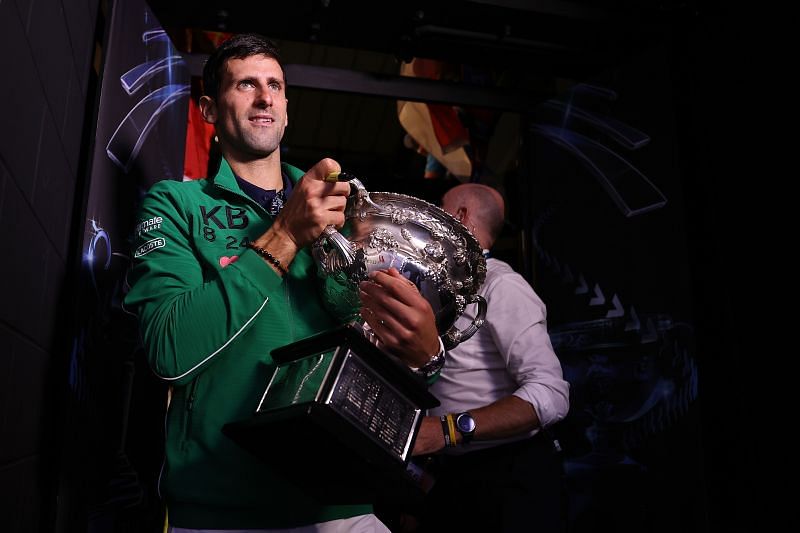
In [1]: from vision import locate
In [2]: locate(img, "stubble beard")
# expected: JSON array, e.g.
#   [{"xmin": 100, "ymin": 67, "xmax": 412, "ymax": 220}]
[
  {"xmin": 243, "ymin": 128, "xmax": 282, "ymax": 158},
  {"xmin": 227, "ymin": 121, "xmax": 285, "ymax": 161}
]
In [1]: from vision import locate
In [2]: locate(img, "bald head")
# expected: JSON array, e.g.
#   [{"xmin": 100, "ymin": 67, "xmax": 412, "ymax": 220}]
[{"xmin": 441, "ymin": 184, "xmax": 505, "ymax": 249}]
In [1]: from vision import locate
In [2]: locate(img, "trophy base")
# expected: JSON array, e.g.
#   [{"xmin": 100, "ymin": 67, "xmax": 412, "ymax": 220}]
[{"xmin": 223, "ymin": 324, "xmax": 439, "ymax": 504}]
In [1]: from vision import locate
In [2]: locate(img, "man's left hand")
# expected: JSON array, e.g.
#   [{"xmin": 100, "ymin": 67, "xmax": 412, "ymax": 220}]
[{"xmin": 359, "ymin": 268, "xmax": 440, "ymax": 368}]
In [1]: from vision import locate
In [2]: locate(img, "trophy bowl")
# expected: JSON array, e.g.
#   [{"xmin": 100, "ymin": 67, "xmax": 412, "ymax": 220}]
[{"xmin": 313, "ymin": 179, "xmax": 487, "ymax": 348}]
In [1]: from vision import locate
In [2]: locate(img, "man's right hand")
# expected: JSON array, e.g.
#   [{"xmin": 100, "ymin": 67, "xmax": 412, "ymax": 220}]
[
  {"xmin": 271, "ymin": 158, "xmax": 351, "ymax": 249},
  {"xmin": 250, "ymin": 158, "xmax": 351, "ymax": 274}
]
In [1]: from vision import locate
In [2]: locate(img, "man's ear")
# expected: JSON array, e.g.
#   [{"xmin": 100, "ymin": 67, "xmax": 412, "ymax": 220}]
[
  {"xmin": 285, "ymin": 99, "xmax": 289, "ymax": 128},
  {"xmin": 199, "ymin": 95, "xmax": 217, "ymax": 124}
]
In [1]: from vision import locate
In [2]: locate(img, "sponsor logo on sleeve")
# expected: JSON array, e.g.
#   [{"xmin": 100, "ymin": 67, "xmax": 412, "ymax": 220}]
[
  {"xmin": 136, "ymin": 216, "xmax": 164, "ymax": 236},
  {"xmin": 135, "ymin": 237, "xmax": 166, "ymax": 257}
]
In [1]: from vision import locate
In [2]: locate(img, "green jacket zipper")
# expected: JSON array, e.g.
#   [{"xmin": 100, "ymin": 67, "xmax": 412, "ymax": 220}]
[{"xmin": 181, "ymin": 376, "xmax": 200, "ymax": 451}]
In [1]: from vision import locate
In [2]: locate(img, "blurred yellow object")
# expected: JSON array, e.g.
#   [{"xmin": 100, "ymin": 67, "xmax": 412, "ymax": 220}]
[{"xmin": 397, "ymin": 60, "xmax": 472, "ymax": 180}]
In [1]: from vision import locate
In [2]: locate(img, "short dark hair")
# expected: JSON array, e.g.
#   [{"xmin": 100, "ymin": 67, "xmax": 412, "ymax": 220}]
[{"xmin": 202, "ymin": 33, "xmax": 284, "ymax": 101}]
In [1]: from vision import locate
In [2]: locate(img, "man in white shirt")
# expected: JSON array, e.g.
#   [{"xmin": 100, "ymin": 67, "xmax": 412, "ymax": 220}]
[{"xmin": 412, "ymin": 183, "xmax": 570, "ymax": 532}]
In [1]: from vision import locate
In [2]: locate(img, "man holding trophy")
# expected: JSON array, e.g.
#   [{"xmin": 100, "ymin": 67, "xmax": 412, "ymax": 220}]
[{"xmin": 125, "ymin": 33, "xmax": 450, "ymax": 532}]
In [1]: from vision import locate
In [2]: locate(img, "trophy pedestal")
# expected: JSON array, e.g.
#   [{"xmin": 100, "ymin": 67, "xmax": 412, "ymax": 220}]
[{"xmin": 223, "ymin": 324, "xmax": 439, "ymax": 503}]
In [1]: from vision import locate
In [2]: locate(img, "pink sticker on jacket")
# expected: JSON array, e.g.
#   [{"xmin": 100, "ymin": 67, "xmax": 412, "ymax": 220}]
[{"xmin": 219, "ymin": 255, "xmax": 239, "ymax": 268}]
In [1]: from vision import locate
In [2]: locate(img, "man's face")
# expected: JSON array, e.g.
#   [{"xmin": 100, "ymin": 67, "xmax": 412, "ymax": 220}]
[{"xmin": 205, "ymin": 54, "xmax": 288, "ymax": 161}]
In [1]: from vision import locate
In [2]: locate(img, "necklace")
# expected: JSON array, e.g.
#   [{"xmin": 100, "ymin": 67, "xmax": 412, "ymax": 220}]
[{"xmin": 266, "ymin": 189, "xmax": 285, "ymax": 215}]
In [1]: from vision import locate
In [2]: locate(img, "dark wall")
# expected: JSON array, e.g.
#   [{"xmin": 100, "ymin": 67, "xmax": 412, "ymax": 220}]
[
  {"xmin": 517, "ymin": 42, "xmax": 704, "ymax": 532},
  {"xmin": 672, "ymin": 5, "xmax": 758, "ymax": 532},
  {"xmin": 0, "ymin": 0, "xmax": 101, "ymax": 531},
  {"xmin": 512, "ymin": 5, "xmax": 755, "ymax": 532}
]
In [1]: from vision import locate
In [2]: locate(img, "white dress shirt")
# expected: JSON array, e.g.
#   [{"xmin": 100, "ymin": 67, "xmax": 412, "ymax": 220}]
[{"xmin": 429, "ymin": 257, "xmax": 570, "ymax": 453}]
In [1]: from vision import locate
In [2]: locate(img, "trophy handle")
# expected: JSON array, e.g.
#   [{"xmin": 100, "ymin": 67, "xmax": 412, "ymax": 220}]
[
  {"xmin": 312, "ymin": 176, "xmax": 376, "ymax": 276},
  {"xmin": 315, "ymin": 226, "xmax": 358, "ymax": 275},
  {"xmin": 442, "ymin": 294, "xmax": 487, "ymax": 349}
]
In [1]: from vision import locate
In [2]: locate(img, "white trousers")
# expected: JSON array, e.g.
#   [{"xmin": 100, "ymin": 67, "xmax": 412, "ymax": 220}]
[{"xmin": 168, "ymin": 513, "xmax": 391, "ymax": 533}]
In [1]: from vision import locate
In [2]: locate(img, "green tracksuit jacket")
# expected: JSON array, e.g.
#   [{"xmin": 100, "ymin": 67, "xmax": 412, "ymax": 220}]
[{"xmin": 125, "ymin": 158, "xmax": 370, "ymax": 528}]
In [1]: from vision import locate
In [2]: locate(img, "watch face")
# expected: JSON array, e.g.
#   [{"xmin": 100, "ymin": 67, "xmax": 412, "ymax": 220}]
[{"xmin": 457, "ymin": 413, "xmax": 476, "ymax": 433}]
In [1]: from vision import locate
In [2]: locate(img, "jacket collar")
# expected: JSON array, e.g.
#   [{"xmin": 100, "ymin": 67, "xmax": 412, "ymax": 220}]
[{"xmin": 211, "ymin": 157, "xmax": 305, "ymax": 195}]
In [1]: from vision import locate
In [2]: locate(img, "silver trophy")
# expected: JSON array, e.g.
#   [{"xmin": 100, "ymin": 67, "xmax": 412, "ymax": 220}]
[
  {"xmin": 225, "ymin": 177, "xmax": 487, "ymax": 503},
  {"xmin": 312, "ymin": 177, "xmax": 487, "ymax": 349}
]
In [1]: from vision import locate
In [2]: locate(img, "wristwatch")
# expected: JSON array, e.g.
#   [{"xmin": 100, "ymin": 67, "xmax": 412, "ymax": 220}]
[{"xmin": 455, "ymin": 412, "xmax": 476, "ymax": 445}]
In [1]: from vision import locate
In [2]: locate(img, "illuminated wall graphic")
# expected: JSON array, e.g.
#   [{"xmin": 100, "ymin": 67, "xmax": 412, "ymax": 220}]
[
  {"xmin": 61, "ymin": 0, "xmax": 189, "ymax": 529},
  {"xmin": 527, "ymin": 54, "xmax": 704, "ymax": 531},
  {"xmin": 85, "ymin": 219, "xmax": 112, "ymax": 292},
  {"xmin": 106, "ymin": 83, "xmax": 190, "ymax": 172},
  {"xmin": 533, "ymin": 84, "xmax": 667, "ymax": 218},
  {"xmin": 119, "ymin": 30, "xmax": 183, "ymax": 94},
  {"xmin": 534, "ymin": 207, "xmax": 698, "ymax": 453},
  {"xmin": 106, "ymin": 29, "xmax": 189, "ymax": 173}
]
